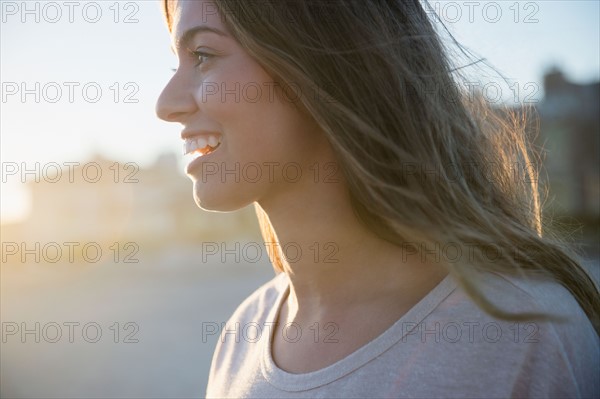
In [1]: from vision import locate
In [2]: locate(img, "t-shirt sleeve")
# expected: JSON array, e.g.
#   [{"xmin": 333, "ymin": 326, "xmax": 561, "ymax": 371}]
[
  {"xmin": 507, "ymin": 320, "xmax": 599, "ymax": 398},
  {"xmin": 206, "ymin": 273, "xmax": 285, "ymax": 397},
  {"xmin": 480, "ymin": 273, "xmax": 600, "ymax": 398}
]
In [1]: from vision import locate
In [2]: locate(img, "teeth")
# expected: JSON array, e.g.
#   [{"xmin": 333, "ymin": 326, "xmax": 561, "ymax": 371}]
[{"xmin": 183, "ymin": 134, "xmax": 222, "ymax": 157}]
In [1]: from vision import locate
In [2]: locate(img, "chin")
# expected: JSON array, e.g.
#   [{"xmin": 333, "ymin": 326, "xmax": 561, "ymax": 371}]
[{"xmin": 192, "ymin": 181, "xmax": 252, "ymax": 212}]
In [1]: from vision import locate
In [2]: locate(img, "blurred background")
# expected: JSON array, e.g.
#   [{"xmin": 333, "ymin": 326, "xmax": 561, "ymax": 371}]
[{"xmin": 1, "ymin": 1, "xmax": 598, "ymax": 397}]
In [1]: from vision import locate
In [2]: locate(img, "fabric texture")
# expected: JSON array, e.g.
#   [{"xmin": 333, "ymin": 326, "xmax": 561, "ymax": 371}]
[{"xmin": 206, "ymin": 271, "xmax": 599, "ymax": 398}]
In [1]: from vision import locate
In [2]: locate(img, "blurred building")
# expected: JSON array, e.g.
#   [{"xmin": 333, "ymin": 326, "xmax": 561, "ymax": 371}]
[
  {"xmin": 1, "ymin": 153, "xmax": 261, "ymax": 249},
  {"xmin": 537, "ymin": 68, "xmax": 600, "ymax": 221}
]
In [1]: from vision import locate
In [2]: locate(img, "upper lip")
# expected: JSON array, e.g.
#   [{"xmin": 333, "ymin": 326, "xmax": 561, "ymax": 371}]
[{"xmin": 181, "ymin": 130, "xmax": 222, "ymax": 140}]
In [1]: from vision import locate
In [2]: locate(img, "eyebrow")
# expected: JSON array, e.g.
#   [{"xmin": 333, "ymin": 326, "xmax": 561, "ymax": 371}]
[{"xmin": 173, "ymin": 25, "xmax": 228, "ymax": 52}]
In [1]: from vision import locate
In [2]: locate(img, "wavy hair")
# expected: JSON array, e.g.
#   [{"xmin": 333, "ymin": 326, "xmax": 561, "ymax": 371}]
[{"xmin": 162, "ymin": 0, "xmax": 599, "ymax": 334}]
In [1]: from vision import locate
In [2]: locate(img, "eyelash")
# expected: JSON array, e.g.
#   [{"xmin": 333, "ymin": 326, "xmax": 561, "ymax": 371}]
[{"xmin": 170, "ymin": 49, "xmax": 213, "ymax": 73}]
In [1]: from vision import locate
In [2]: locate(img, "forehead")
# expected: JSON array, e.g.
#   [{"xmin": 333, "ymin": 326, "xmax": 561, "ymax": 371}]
[{"xmin": 170, "ymin": 0, "xmax": 226, "ymax": 39}]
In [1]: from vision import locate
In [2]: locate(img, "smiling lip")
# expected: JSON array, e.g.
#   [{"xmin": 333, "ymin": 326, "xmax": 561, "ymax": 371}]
[
  {"xmin": 181, "ymin": 130, "xmax": 222, "ymax": 141},
  {"xmin": 181, "ymin": 130, "xmax": 222, "ymax": 156},
  {"xmin": 182, "ymin": 130, "xmax": 223, "ymax": 175}
]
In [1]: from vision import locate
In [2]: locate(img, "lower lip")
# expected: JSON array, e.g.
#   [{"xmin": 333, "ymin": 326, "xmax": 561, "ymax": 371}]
[{"xmin": 185, "ymin": 145, "xmax": 221, "ymax": 176}]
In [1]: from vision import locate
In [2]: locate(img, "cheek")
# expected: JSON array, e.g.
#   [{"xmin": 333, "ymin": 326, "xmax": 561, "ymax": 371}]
[
  {"xmin": 197, "ymin": 69, "xmax": 316, "ymax": 166},
  {"xmin": 230, "ymin": 101, "xmax": 317, "ymax": 173}
]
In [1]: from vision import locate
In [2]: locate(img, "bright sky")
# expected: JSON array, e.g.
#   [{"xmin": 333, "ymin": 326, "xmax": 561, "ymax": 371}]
[{"xmin": 1, "ymin": 0, "xmax": 599, "ymax": 222}]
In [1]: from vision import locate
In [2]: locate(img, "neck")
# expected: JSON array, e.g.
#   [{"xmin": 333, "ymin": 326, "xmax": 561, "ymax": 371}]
[{"xmin": 257, "ymin": 164, "xmax": 448, "ymax": 323}]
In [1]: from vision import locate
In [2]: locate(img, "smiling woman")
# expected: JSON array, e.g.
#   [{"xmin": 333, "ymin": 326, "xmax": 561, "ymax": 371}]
[{"xmin": 156, "ymin": 1, "xmax": 599, "ymax": 398}]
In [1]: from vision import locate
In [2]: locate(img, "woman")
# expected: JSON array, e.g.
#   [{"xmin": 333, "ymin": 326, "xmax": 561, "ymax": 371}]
[{"xmin": 156, "ymin": 1, "xmax": 599, "ymax": 397}]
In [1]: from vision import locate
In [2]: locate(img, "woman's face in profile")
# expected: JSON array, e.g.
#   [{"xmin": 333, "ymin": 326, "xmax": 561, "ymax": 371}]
[{"xmin": 156, "ymin": 0, "xmax": 326, "ymax": 212}]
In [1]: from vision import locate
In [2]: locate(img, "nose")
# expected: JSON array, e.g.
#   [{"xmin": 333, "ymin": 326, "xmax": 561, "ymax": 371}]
[{"xmin": 155, "ymin": 71, "xmax": 198, "ymax": 122}]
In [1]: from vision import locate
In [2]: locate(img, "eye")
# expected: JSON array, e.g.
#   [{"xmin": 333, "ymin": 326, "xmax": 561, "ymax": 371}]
[{"xmin": 191, "ymin": 50, "xmax": 212, "ymax": 68}]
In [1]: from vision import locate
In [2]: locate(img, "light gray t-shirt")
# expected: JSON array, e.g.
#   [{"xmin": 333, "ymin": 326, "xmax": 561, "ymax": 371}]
[{"xmin": 206, "ymin": 271, "xmax": 599, "ymax": 398}]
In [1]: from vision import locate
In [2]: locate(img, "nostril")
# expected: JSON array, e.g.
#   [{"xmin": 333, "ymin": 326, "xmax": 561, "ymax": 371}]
[
  {"xmin": 165, "ymin": 112, "xmax": 188, "ymax": 122},
  {"xmin": 155, "ymin": 98, "xmax": 174, "ymax": 122},
  {"xmin": 156, "ymin": 93, "xmax": 198, "ymax": 122}
]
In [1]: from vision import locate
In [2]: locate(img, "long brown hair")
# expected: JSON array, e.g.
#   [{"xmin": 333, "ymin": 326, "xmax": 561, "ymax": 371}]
[{"xmin": 162, "ymin": 0, "xmax": 599, "ymax": 334}]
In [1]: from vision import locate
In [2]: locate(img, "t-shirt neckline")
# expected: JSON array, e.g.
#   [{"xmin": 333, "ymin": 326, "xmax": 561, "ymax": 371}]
[{"xmin": 260, "ymin": 272, "xmax": 458, "ymax": 392}]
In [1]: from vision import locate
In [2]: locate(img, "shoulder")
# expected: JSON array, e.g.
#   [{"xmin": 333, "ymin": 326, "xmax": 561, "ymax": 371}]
[
  {"xmin": 206, "ymin": 272, "xmax": 289, "ymax": 393},
  {"xmin": 477, "ymin": 271, "xmax": 598, "ymax": 345},
  {"xmin": 427, "ymin": 271, "xmax": 599, "ymax": 398},
  {"xmin": 436, "ymin": 270, "xmax": 595, "ymax": 327},
  {"xmin": 440, "ymin": 270, "xmax": 599, "ymax": 352},
  {"xmin": 227, "ymin": 271, "xmax": 288, "ymax": 326}
]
